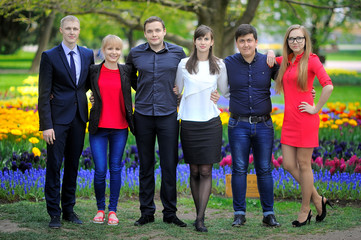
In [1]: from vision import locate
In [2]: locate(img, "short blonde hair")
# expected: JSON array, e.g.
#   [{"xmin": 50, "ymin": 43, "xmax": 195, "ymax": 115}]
[
  {"xmin": 101, "ymin": 35, "xmax": 123, "ymax": 51},
  {"xmin": 60, "ymin": 15, "xmax": 80, "ymax": 28}
]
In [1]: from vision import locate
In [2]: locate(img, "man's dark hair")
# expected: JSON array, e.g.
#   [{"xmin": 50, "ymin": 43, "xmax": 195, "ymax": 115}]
[
  {"xmin": 143, "ymin": 16, "xmax": 165, "ymax": 31},
  {"xmin": 234, "ymin": 24, "xmax": 258, "ymax": 41}
]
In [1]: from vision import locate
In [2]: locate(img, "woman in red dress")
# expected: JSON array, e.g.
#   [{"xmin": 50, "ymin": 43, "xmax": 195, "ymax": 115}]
[{"xmin": 275, "ymin": 25, "xmax": 333, "ymax": 227}]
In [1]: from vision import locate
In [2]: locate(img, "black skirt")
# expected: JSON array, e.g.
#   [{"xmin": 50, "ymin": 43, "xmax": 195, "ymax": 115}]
[{"xmin": 180, "ymin": 116, "xmax": 222, "ymax": 165}]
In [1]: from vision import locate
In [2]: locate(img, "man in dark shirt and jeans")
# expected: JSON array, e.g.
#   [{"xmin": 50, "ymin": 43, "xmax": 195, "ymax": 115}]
[
  {"xmin": 224, "ymin": 24, "xmax": 281, "ymax": 227},
  {"xmin": 126, "ymin": 16, "xmax": 187, "ymax": 227}
]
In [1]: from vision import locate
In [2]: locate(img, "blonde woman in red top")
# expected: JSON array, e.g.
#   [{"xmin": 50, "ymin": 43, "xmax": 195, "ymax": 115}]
[
  {"xmin": 275, "ymin": 25, "xmax": 333, "ymax": 227},
  {"xmin": 88, "ymin": 35, "xmax": 134, "ymax": 226}
]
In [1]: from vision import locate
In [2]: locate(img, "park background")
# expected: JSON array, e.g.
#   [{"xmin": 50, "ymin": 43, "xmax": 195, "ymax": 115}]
[{"xmin": 0, "ymin": 1, "xmax": 361, "ymax": 239}]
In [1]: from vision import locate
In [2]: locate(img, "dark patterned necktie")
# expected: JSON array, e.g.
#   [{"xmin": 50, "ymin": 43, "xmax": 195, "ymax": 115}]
[{"xmin": 69, "ymin": 51, "xmax": 76, "ymax": 84}]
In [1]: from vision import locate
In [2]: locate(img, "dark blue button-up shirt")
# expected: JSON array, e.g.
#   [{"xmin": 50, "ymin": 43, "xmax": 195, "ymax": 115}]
[
  {"xmin": 224, "ymin": 51, "xmax": 279, "ymax": 116},
  {"xmin": 126, "ymin": 42, "xmax": 186, "ymax": 116}
]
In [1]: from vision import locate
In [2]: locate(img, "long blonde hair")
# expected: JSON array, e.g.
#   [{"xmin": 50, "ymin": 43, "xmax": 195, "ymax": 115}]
[{"xmin": 275, "ymin": 25, "xmax": 312, "ymax": 93}]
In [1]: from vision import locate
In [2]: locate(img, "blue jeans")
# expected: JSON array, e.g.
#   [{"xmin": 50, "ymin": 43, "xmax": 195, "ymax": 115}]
[
  {"xmin": 89, "ymin": 128, "xmax": 128, "ymax": 212},
  {"xmin": 228, "ymin": 117, "xmax": 274, "ymax": 217}
]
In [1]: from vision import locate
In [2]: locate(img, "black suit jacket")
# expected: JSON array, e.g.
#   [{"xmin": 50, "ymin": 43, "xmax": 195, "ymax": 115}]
[
  {"xmin": 88, "ymin": 62, "xmax": 135, "ymax": 135},
  {"xmin": 38, "ymin": 44, "xmax": 94, "ymax": 131}
]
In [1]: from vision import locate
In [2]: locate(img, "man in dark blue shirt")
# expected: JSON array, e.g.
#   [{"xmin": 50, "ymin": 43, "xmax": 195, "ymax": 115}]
[
  {"xmin": 224, "ymin": 24, "xmax": 281, "ymax": 228},
  {"xmin": 126, "ymin": 16, "xmax": 187, "ymax": 227}
]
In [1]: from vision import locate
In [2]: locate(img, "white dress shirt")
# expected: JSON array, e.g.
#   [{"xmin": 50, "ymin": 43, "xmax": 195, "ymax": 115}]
[{"xmin": 62, "ymin": 42, "xmax": 81, "ymax": 84}]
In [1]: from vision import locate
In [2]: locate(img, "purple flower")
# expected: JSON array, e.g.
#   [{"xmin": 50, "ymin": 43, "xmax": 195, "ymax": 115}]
[
  {"xmin": 11, "ymin": 161, "xmax": 18, "ymax": 171},
  {"xmin": 83, "ymin": 158, "xmax": 92, "ymax": 169},
  {"xmin": 12, "ymin": 152, "xmax": 19, "ymax": 161},
  {"xmin": 130, "ymin": 145, "xmax": 138, "ymax": 154}
]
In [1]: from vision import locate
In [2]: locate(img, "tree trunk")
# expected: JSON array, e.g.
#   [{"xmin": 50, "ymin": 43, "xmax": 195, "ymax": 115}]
[
  {"xmin": 196, "ymin": 0, "xmax": 261, "ymax": 58},
  {"xmin": 29, "ymin": 11, "xmax": 56, "ymax": 73},
  {"xmin": 196, "ymin": 0, "xmax": 229, "ymax": 58}
]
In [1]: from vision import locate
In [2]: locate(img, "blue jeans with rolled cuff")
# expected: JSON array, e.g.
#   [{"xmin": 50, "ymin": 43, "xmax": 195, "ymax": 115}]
[{"xmin": 228, "ymin": 117, "xmax": 275, "ymax": 217}]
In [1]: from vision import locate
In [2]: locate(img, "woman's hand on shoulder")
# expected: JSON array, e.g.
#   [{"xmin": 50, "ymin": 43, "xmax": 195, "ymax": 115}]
[{"xmin": 266, "ymin": 50, "xmax": 276, "ymax": 67}]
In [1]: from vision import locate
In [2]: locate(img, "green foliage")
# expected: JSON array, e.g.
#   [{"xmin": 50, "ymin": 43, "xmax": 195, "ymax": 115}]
[
  {"xmin": 256, "ymin": 0, "xmax": 360, "ymax": 55},
  {"xmin": 0, "ymin": 13, "xmax": 37, "ymax": 54},
  {"xmin": 324, "ymin": 74, "xmax": 361, "ymax": 85}
]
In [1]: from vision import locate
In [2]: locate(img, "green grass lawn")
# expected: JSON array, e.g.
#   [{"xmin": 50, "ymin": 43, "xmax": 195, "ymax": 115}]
[
  {"xmin": 0, "ymin": 51, "xmax": 35, "ymax": 70},
  {"xmin": 324, "ymin": 50, "xmax": 361, "ymax": 61},
  {"xmin": 271, "ymin": 85, "xmax": 361, "ymax": 105},
  {"xmin": 0, "ymin": 196, "xmax": 360, "ymax": 240},
  {"xmin": 0, "ymin": 74, "xmax": 37, "ymax": 91}
]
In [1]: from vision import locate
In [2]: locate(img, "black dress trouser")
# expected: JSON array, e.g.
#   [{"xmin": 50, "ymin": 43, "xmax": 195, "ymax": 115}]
[
  {"xmin": 45, "ymin": 111, "xmax": 86, "ymax": 217},
  {"xmin": 134, "ymin": 111, "xmax": 179, "ymax": 218}
]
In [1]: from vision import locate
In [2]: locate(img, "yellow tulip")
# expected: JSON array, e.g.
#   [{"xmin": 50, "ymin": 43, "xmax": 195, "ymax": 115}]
[
  {"xmin": 32, "ymin": 147, "xmax": 41, "ymax": 157},
  {"xmin": 348, "ymin": 119, "xmax": 358, "ymax": 127},
  {"xmin": 335, "ymin": 119, "xmax": 343, "ymax": 125},
  {"xmin": 11, "ymin": 129, "xmax": 22, "ymax": 136},
  {"xmin": 28, "ymin": 137, "xmax": 40, "ymax": 144},
  {"xmin": 220, "ymin": 112, "xmax": 230, "ymax": 125}
]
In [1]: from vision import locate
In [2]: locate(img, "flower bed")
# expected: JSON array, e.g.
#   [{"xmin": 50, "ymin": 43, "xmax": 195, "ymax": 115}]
[
  {"xmin": 1, "ymin": 164, "xmax": 360, "ymax": 202},
  {"xmin": 0, "ymin": 76, "xmax": 360, "ymax": 202}
]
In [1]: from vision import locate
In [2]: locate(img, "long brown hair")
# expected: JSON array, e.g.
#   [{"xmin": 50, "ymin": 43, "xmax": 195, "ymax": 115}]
[
  {"xmin": 185, "ymin": 25, "xmax": 220, "ymax": 75},
  {"xmin": 275, "ymin": 25, "xmax": 312, "ymax": 93}
]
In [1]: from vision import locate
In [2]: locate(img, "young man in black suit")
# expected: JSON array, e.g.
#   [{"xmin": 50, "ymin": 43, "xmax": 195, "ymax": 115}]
[{"xmin": 38, "ymin": 15, "xmax": 94, "ymax": 229}]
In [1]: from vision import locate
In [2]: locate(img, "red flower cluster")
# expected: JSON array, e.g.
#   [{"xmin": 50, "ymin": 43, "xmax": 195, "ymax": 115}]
[
  {"xmin": 313, "ymin": 156, "xmax": 324, "ymax": 167},
  {"xmin": 272, "ymin": 154, "xmax": 283, "ymax": 169},
  {"xmin": 219, "ymin": 154, "xmax": 361, "ymax": 174},
  {"xmin": 220, "ymin": 155, "xmax": 232, "ymax": 167},
  {"xmin": 323, "ymin": 155, "xmax": 361, "ymax": 175}
]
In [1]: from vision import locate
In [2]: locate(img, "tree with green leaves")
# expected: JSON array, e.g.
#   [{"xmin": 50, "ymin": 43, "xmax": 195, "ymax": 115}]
[
  {"xmin": 259, "ymin": 0, "xmax": 361, "ymax": 57},
  {"xmin": 1, "ymin": 0, "xmax": 360, "ymax": 71}
]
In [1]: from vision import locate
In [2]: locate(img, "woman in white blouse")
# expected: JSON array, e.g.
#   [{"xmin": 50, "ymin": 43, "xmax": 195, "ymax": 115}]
[{"xmin": 175, "ymin": 25, "xmax": 228, "ymax": 232}]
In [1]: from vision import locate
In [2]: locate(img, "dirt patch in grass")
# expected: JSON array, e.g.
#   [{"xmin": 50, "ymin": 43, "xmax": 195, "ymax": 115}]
[{"xmin": 0, "ymin": 219, "xmax": 31, "ymax": 233}]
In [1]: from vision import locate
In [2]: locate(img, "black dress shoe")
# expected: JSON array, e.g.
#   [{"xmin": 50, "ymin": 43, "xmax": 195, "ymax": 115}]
[
  {"xmin": 232, "ymin": 214, "xmax": 246, "ymax": 227},
  {"xmin": 49, "ymin": 215, "xmax": 61, "ymax": 229},
  {"xmin": 163, "ymin": 216, "xmax": 187, "ymax": 227},
  {"xmin": 134, "ymin": 215, "xmax": 154, "ymax": 226},
  {"xmin": 263, "ymin": 214, "xmax": 281, "ymax": 227},
  {"xmin": 62, "ymin": 212, "xmax": 82, "ymax": 224}
]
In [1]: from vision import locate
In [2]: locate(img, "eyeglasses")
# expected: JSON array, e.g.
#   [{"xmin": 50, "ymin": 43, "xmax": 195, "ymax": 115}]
[{"xmin": 288, "ymin": 37, "xmax": 305, "ymax": 43}]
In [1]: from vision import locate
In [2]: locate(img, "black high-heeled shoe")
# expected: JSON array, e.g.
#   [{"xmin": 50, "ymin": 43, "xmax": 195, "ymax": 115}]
[
  {"xmin": 316, "ymin": 196, "xmax": 333, "ymax": 222},
  {"xmin": 292, "ymin": 209, "xmax": 312, "ymax": 227},
  {"xmin": 193, "ymin": 216, "xmax": 204, "ymax": 226},
  {"xmin": 195, "ymin": 218, "xmax": 208, "ymax": 232}
]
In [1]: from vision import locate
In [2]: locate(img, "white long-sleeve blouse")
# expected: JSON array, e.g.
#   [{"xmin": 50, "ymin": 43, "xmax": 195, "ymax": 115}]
[{"xmin": 175, "ymin": 57, "xmax": 229, "ymax": 121}]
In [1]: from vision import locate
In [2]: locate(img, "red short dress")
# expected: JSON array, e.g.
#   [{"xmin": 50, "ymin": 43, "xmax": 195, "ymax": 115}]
[{"xmin": 276, "ymin": 53, "xmax": 333, "ymax": 147}]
